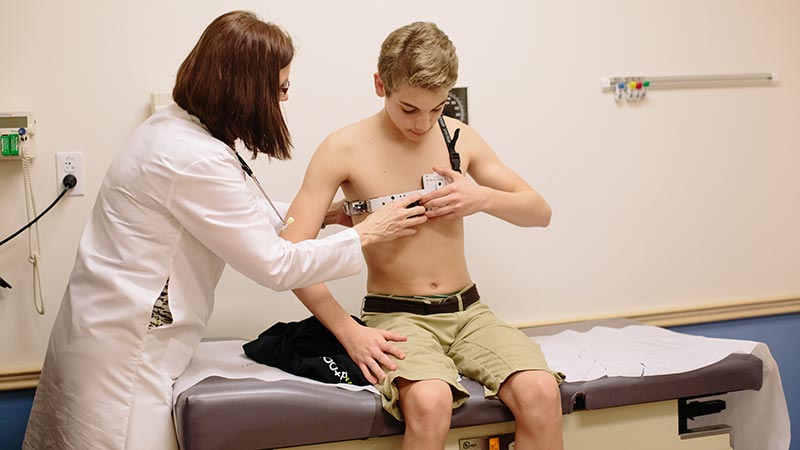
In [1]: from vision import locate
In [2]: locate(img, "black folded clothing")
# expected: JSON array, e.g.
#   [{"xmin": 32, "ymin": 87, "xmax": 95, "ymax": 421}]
[{"xmin": 243, "ymin": 315, "xmax": 370, "ymax": 386}]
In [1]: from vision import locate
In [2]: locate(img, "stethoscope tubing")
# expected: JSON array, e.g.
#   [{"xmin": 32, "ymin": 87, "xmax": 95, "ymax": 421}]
[{"xmin": 232, "ymin": 147, "xmax": 292, "ymax": 231}]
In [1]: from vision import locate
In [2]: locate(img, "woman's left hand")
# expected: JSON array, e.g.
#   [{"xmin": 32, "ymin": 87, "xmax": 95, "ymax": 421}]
[{"xmin": 420, "ymin": 166, "xmax": 488, "ymax": 222}]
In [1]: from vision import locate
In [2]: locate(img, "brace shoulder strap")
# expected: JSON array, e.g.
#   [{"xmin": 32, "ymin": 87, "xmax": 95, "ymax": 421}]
[{"xmin": 437, "ymin": 116, "xmax": 461, "ymax": 173}]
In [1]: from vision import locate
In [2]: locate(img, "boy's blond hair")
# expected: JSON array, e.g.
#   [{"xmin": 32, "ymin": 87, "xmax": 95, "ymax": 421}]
[{"xmin": 378, "ymin": 22, "xmax": 458, "ymax": 96}]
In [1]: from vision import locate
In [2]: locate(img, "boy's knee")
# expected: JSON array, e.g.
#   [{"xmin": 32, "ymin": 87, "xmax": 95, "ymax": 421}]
[
  {"xmin": 398, "ymin": 379, "xmax": 453, "ymax": 427},
  {"xmin": 502, "ymin": 371, "xmax": 562, "ymax": 418}
]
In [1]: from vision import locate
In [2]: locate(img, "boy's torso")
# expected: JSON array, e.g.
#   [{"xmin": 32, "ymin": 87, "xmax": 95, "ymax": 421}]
[{"xmin": 337, "ymin": 114, "xmax": 472, "ymax": 296}]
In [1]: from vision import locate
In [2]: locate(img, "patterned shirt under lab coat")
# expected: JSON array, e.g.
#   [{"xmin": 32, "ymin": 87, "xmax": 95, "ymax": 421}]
[{"xmin": 23, "ymin": 104, "xmax": 363, "ymax": 450}]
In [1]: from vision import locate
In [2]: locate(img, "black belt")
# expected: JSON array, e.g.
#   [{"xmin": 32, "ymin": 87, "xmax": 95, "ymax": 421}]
[{"xmin": 363, "ymin": 284, "xmax": 480, "ymax": 315}]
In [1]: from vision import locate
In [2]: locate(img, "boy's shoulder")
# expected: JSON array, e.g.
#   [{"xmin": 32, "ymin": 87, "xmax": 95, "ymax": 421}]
[{"xmin": 319, "ymin": 113, "xmax": 382, "ymax": 153}]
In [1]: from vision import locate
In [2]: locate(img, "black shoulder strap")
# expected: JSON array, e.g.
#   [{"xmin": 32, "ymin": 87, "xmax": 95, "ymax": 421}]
[{"xmin": 437, "ymin": 116, "xmax": 461, "ymax": 173}]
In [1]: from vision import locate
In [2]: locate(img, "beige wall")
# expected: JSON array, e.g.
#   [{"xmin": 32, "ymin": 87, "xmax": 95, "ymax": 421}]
[{"xmin": 1, "ymin": 0, "xmax": 798, "ymax": 371}]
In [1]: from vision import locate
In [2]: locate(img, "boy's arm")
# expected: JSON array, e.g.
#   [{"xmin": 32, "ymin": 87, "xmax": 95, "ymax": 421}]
[
  {"xmin": 421, "ymin": 124, "xmax": 551, "ymax": 227},
  {"xmin": 281, "ymin": 138, "xmax": 407, "ymax": 384}
]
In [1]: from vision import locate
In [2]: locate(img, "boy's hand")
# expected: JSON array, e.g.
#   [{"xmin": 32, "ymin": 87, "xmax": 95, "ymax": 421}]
[
  {"xmin": 322, "ymin": 199, "xmax": 353, "ymax": 228},
  {"xmin": 421, "ymin": 166, "xmax": 488, "ymax": 221},
  {"xmin": 337, "ymin": 320, "xmax": 407, "ymax": 384}
]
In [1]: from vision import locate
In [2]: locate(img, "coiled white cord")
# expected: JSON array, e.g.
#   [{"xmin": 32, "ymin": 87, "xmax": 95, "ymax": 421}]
[{"xmin": 20, "ymin": 136, "xmax": 45, "ymax": 315}]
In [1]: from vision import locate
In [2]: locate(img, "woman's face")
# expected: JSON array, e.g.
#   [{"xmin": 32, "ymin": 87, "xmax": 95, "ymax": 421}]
[{"xmin": 279, "ymin": 64, "xmax": 291, "ymax": 102}]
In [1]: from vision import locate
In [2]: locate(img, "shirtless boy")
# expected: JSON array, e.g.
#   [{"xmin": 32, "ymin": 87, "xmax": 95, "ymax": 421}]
[{"xmin": 283, "ymin": 22, "xmax": 563, "ymax": 450}]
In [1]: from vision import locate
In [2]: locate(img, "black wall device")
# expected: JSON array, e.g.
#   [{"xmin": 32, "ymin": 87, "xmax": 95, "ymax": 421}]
[{"xmin": 443, "ymin": 87, "xmax": 468, "ymax": 124}]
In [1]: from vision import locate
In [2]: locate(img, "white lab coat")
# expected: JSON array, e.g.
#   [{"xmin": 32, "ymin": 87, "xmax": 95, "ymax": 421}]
[{"xmin": 23, "ymin": 104, "xmax": 363, "ymax": 450}]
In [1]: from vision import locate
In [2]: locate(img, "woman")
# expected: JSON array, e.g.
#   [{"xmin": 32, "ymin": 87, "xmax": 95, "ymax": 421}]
[{"xmin": 23, "ymin": 11, "xmax": 426, "ymax": 450}]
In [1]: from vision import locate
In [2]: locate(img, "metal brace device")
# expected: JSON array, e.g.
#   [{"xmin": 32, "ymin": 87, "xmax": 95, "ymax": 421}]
[
  {"xmin": 342, "ymin": 116, "xmax": 461, "ymax": 216},
  {"xmin": 343, "ymin": 173, "xmax": 447, "ymax": 216}
]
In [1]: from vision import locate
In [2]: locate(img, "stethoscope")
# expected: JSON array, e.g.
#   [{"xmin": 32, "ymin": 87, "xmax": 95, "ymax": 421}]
[{"xmin": 232, "ymin": 140, "xmax": 294, "ymax": 231}]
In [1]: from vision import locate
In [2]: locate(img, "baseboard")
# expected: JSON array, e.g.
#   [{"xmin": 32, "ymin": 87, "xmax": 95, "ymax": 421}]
[
  {"xmin": 0, "ymin": 367, "xmax": 39, "ymax": 392},
  {"xmin": 514, "ymin": 296, "xmax": 800, "ymax": 329},
  {"xmin": 626, "ymin": 296, "xmax": 800, "ymax": 327}
]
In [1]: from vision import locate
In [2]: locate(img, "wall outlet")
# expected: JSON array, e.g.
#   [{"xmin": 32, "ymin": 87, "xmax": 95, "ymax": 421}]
[{"xmin": 55, "ymin": 152, "xmax": 85, "ymax": 196}]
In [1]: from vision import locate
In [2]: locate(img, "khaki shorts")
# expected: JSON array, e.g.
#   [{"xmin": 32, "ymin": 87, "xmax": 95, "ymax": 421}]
[{"xmin": 362, "ymin": 296, "xmax": 561, "ymax": 421}]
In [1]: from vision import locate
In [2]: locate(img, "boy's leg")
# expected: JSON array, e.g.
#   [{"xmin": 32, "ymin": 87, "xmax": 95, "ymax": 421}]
[
  {"xmin": 362, "ymin": 311, "xmax": 471, "ymax": 448},
  {"xmin": 449, "ymin": 302, "xmax": 564, "ymax": 449},
  {"xmin": 497, "ymin": 370, "xmax": 563, "ymax": 450},
  {"xmin": 396, "ymin": 378, "xmax": 453, "ymax": 450}
]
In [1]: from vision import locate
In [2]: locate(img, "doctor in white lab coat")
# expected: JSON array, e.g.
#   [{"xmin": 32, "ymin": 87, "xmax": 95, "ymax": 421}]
[{"xmin": 23, "ymin": 11, "xmax": 427, "ymax": 450}]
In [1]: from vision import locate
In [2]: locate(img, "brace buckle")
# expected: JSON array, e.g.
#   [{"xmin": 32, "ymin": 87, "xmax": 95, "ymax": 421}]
[{"xmin": 343, "ymin": 200, "xmax": 371, "ymax": 216}]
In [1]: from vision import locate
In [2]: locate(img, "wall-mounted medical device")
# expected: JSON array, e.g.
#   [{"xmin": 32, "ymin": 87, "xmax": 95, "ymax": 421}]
[
  {"xmin": 601, "ymin": 72, "xmax": 777, "ymax": 102},
  {"xmin": 443, "ymin": 87, "xmax": 468, "ymax": 124},
  {"xmin": 0, "ymin": 111, "xmax": 45, "ymax": 313},
  {"xmin": 0, "ymin": 112, "xmax": 35, "ymax": 160}
]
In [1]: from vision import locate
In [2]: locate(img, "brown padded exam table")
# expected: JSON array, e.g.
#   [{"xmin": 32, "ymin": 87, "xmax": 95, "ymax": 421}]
[{"xmin": 173, "ymin": 319, "xmax": 766, "ymax": 450}]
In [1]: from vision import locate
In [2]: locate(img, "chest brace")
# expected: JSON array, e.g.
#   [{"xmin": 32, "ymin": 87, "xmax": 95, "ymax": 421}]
[{"xmin": 343, "ymin": 117, "xmax": 461, "ymax": 216}]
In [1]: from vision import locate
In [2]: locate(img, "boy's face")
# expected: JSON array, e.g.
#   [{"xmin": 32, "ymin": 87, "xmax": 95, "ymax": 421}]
[{"xmin": 375, "ymin": 74, "xmax": 448, "ymax": 142}]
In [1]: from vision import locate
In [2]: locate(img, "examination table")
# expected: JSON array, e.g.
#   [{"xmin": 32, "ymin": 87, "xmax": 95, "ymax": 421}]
[{"xmin": 173, "ymin": 319, "xmax": 789, "ymax": 450}]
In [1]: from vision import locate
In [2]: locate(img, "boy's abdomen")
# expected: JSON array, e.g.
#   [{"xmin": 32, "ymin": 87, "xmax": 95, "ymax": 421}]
[{"xmin": 363, "ymin": 220, "xmax": 471, "ymax": 296}]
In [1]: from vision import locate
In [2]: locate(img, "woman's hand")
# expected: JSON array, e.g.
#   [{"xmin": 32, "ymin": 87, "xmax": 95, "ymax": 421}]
[
  {"xmin": 336, "ymin": 319, "xmax": 407, "ymax": 384},
  {"xmin": 420, "ymin": 166, "xmax": 488, "ymax": 222},
  {"xmin": 353, "ymin": 194, "xmax": 427, "ymax": 247}
]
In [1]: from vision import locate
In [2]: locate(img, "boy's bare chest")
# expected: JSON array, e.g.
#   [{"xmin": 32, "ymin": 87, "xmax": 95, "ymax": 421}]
[{"xmin": 343, "ymin": 139, "xmax": 455, "ymax": 201}]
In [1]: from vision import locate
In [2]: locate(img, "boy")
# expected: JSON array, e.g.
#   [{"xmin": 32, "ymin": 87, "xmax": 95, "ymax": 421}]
[{"xmin": 283, "ymin": 22, "xmax": 563, "ymax": 450}]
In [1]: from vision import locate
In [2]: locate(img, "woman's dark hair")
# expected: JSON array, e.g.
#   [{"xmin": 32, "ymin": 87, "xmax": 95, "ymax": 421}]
[{"xmin": 173, "ymin": 10, "xmax": 294, "ymax": 159}]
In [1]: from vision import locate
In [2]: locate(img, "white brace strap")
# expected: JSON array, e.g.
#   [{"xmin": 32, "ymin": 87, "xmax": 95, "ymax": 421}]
[{"xmin": 343, "ymin": 173, "xmax": 448, "ymax": 216}]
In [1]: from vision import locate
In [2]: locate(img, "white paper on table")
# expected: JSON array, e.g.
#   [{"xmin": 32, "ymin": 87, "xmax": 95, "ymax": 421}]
[
  {"xmin": 531, "ymin": 324, "xmax": 790, "ymax": 450},
  {"xmin": 172, "ymin": 339, "xmax": 378, "ymax": 406},
  {"xmin": 534, "ymin": 324, "xmax": 759, "ymax": 381}
]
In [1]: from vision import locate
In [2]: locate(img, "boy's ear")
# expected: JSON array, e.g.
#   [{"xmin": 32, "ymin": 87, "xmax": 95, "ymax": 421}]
[{"xmin": 374, "ymin": 72, "xmax": 386, "ymax": 98}]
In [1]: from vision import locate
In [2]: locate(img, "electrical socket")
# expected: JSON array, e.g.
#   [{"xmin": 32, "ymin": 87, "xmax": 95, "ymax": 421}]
[{"xmin": 55, "ymin": 152, "xmax": 85, "ymax": 196}]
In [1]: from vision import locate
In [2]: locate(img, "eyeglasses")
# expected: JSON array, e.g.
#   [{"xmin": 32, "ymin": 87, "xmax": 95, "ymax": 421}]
[{"xmin": 280, "ymin": 80, "xmax": 290, "ymax": 95}]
